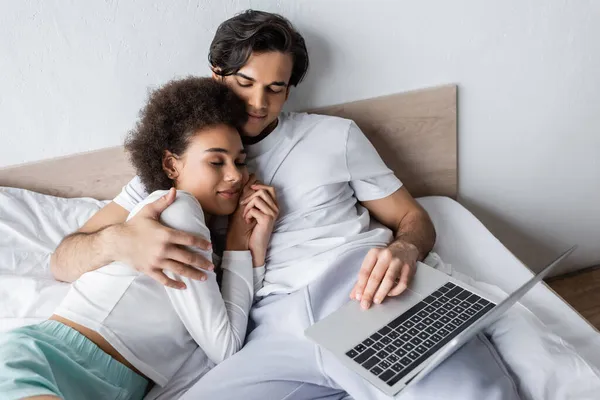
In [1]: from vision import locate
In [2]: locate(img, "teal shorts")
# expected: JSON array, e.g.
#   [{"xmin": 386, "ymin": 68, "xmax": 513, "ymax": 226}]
[{"xmin": 0, "ymin": 320, "xmax": 148, "ymax": 400}]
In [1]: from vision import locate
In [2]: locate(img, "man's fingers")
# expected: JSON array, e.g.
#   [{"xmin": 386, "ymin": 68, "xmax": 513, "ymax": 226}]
[
  {"xmin": 387, "ymin": 263, "xmax": 414, "ymax": 297},
  {"xmin": 161, "ymin": 258, "xmax": 209, "ymax": 282},
  {"xmin": 165, "ymin": 246, "xmax": 214, "ymax": 272},
  {"xmin": 165, "ymin": 228, "xmax": 212, "ymax": 251},
  {"xmin": 138, "ymin": 188, "xmax": 176, "ymax": 219},
  {"xmin": 148, "ymin": 270, "xmax": 186, "ymax": 290},
  {"xmin": 353, "ymin": 249, "xmax": 378, "ymax": 301},
  {"xmin": 360, "ymin": 252, "xmax": 391, "ymax": 309},
  {"xmin": 373, "ymin": 260, "xmax": 402, "ymax": 304}
]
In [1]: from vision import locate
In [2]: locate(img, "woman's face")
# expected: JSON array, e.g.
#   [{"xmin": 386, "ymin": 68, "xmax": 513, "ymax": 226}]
[{"xmin": 166, "ymin": 124, "xmax": 248, "ymax": 216}]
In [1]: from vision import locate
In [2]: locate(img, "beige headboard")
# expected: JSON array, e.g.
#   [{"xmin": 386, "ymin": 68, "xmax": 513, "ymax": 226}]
[{"xmin": 0, "ymin": 84, "xmax": 457, "ymax": 200}]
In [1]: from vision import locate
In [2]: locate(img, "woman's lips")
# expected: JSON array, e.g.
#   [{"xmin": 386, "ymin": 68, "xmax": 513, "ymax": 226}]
[{"xmin": 217, "ymin": 190, "xmax": 240, "ymax": 200}]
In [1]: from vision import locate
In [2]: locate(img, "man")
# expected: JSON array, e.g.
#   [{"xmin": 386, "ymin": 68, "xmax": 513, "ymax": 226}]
[{"xmin": 51, "ymin": 10, "xmax": 517, "ymax": 400}]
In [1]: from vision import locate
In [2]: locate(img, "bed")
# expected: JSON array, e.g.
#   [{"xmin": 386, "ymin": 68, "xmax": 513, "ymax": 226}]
[{"xmin": 1, "ymin": 84, "xmax": 598, "ymax": 398}]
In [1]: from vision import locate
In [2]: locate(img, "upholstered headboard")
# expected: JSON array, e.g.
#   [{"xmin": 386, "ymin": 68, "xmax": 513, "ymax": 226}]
[{"xmin": 0, "ymin": 84, "xmax": 457, "ymax": 200}]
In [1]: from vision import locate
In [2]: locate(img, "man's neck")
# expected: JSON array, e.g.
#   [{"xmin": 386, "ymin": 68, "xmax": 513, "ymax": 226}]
[{"xmin": 243, "ymin": 118, "xmax": 279, "ymax": 145}]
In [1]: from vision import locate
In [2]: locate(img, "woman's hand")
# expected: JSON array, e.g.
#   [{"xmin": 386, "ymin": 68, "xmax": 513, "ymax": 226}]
[
  {"xmin": 225, "ymin": 177, "xmax": 256, "ymax": 253},
  {"xmin": 240, "ymin": 182, "xmax": 279, "ymax": 267},
  {"xmin": 225, "ymin": 176, "xmax": 279, "ymax": 267}
]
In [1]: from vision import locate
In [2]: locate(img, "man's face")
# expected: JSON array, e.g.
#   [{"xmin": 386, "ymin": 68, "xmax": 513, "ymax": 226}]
[{"xmin": 216, "ymin": 51, "xmax": 294, "ymax": 137}]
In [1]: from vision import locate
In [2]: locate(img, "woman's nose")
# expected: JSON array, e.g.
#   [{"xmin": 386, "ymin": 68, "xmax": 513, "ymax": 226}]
[{"xmin": 225, "ymin": 164, "xmax": 243, "ymax": 183}]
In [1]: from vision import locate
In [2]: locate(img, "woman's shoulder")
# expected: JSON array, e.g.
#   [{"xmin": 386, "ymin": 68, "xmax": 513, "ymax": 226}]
[
  {"xmin": 158, "ymin": 190, "xmax": 209, "ymax": 237},
  {"xmin": 135, "ymin": 190, "xmax": 202, "ymax": 210},
  {"xmin": 127, "ymin": 189, "xmax": 208, "ymax": 234}
]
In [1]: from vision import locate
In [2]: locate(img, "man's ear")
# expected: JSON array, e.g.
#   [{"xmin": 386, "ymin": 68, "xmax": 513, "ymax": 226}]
[
  {"xmin": 211, "ymin": 67, "xmax": 222, "ymax": 82},
  {"xmin": 162, "ymin": 150, "xmax": 180, "ymax": 181}
]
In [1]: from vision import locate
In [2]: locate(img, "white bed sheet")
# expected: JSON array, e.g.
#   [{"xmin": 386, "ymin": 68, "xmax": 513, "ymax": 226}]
[{"xmin": 1, "ymin": 188, "xmax": 599, "ymax": 376}]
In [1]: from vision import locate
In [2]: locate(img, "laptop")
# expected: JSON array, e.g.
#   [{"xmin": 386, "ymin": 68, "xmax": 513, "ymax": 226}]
[{"xmin": 305, "ymin": 246, "xmax": 576, "ymax": 397}]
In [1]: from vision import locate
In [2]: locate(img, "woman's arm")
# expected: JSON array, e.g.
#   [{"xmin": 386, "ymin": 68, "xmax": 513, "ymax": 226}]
[
  {"xmin": 253, "ymin": 266, "xmax": 266, "ymax": 294},
  {"xmin": 159, "ymin": 191, "xmax": 254, "ymax": 364}
]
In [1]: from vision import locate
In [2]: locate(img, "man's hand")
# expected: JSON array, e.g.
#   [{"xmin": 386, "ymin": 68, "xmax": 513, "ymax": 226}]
[
  {"xmin": 350, "ymin": 187, "xmax": 436, "ymax": 309},
  {"xmin": 350, "ymin": 241, "xmax": 420, "ymax": 309},
  {"xmin": 119, "ymin": 188, "xmax": 214, "ymax": 289}
]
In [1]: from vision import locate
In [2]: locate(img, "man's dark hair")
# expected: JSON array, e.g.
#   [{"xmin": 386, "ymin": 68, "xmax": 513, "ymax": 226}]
[
  {"xmin": 124, "ymin": 77, "xmax": 248, "ymax": 193},
  {"xmin": 209, "ymin": 10, "xmax": 309, "ymax": 87}
]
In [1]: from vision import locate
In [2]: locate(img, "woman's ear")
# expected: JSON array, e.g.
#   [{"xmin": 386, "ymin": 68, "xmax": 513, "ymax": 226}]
[{"xmin": 162, "ymin": 150, "xmax": 180, "ymax": 183}]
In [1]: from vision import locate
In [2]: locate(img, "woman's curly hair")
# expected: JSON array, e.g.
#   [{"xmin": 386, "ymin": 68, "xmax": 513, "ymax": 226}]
[{"xmin": 124, "ymin": 77, "xmax": 248, "ymax": 193}]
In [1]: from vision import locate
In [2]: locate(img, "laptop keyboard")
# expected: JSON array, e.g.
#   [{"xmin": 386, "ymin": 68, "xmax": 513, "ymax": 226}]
[{"xmin": 345, "ymin": 282, "xmax": 495, "ymax": 387}]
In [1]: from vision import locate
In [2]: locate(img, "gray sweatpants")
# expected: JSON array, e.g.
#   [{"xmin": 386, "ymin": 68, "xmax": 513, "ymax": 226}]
[{"xmin": 181, "ymin": 247, "xmax": 520, "ymax": 400}]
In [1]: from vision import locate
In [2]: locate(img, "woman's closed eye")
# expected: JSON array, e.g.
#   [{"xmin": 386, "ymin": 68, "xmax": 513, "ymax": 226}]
[{"xmin": 210, "ymin": 161, "xmax": 247, "ymax": 167}]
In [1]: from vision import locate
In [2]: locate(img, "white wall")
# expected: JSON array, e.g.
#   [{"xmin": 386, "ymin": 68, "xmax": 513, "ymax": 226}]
[{"xmin": 1, "ymin": 0, "xmax": 598, "ymax": 273}]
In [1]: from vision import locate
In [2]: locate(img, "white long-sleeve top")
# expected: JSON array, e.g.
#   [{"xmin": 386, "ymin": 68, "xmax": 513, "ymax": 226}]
[{"xmin": 54, "ymin": 190, "xmax": 265, "ymax": 386}]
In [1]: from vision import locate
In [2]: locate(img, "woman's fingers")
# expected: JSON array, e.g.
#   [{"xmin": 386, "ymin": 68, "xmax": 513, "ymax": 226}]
[
  {"xmin": 240, "ymin": 184, "xmax": 277, "ymax": 205},
  {"xmin": 243, "ymin": 197, "xmax": 278, "ymax": 220},
  {"xmin": 250, "ymin": 184, "xmax": 277, "ymax": 202},
  {"xmin": 241, "ymin": 189, "xmax": 278, "ymax": 212},
  {"xmin": 245, "ymin": 208, "xmax": 270, "ymax": 225}
]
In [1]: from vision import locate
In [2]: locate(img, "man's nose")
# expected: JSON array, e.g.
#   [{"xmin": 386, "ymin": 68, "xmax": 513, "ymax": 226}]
[{"xmin": 249, "ymin": 88, "xmax": 267, "ymax": 110}]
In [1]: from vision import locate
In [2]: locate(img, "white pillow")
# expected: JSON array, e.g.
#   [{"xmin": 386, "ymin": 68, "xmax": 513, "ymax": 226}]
[
  {"xmin": 0, "ymin": 187, "xmax": 108, "ymax": 277},
  {"xmin": 0, "ymin": 187, "xmax": 108, "ymax": 332}
]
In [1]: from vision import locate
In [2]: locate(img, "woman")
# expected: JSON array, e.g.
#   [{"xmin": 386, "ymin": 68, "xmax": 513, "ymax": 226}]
[{"xmin": 0, "ymin": 77, "xmax": 278, "ymax": 399}]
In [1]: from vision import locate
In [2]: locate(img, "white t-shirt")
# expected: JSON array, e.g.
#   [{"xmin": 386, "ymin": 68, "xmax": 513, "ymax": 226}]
[
  {"xmin": 55, "ymin": 190, "xmax": 265, "ymax": 386},
  {"xmin": 114, "ymin": 112, "xmax": 402, "ymax": 296}
]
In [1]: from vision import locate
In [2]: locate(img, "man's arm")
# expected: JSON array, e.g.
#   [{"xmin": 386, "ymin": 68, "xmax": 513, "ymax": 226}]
[
  {"xmin": 50, "ymin": 189, "xmax": 214, "ymax": 288},
  {"xmin": 364, "ymin": 186, "xmax": 436, "ymax": 261},
  {"xmin": 350, "ymin": 186, "xmax": 436, "ymax": 308},
  {"xmin": 50, "ymin": 201, "xmax": 129, "ymax": 283}
]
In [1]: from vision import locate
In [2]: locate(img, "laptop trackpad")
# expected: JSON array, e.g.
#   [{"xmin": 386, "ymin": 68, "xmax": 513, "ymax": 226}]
[{"xmin": 306, "ymin": 287, "xmax": 425, "ymax": 353}]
